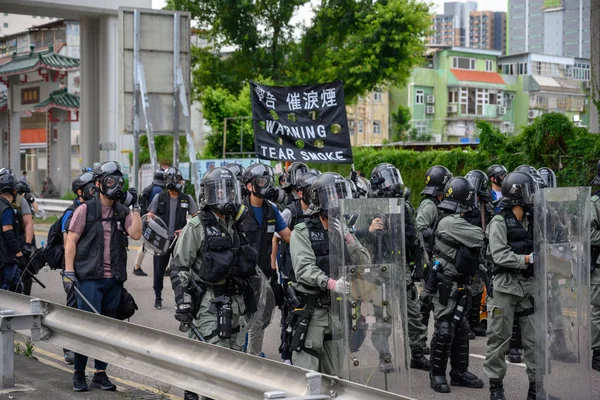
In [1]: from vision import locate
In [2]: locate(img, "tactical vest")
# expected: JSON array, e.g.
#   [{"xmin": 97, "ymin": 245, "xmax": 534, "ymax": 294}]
[
  {"xmin": 156, "ymin": 191, "xmax": 189, "ymax": 234},
  {"xmin": 433, "ymin": 214, "xmax": 479, "ymax": 275},
  {"xmin": 13, "ymin": 195, "xmax": 26, "ymax": 242},
  {"xmin": 280, "ymin": 200, "xmax": 305, "ymax": 280},
  {"xmin": 306, "ymin": 217, "xmax": 330, "ymax": 276},
  {"xmin": 500, "ymin": 209, "xmax": 533, "ymax": 255},
  {"xmin": 197, "ymin": 210, "xmax": 255, "ymax": 284},
  {"xmin": 0, "ymin": 197, "xmax": 19, "ymax": 264},
  {"xmin": 239, "ymin": 197, "xmax": 276, "ymax": 276},
  {"xmin": 73, "ymin": 197, "xmax": 130, "ymax": 282}
]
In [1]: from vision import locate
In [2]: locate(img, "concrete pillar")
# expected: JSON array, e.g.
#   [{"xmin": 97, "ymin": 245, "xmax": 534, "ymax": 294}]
[
  {"xmin": 0, "ymin": 112, "xmax": 7, "ymax": 166},
  {"xmin": 9, "ymin": 110, "xmax": 20, "ymax": 172},
  {"xmin": 80, "ymin": 17, "xmax": 100, "ymax": 168},
  {"xmin": 49, "ymin": 110, "xmax": 71, "ymax": 195}
]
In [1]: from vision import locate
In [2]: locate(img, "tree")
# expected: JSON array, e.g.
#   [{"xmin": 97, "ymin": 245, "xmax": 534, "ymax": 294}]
[{"xmin": 391, "ymin": 105, "xmax": 412, "ymax": 141}]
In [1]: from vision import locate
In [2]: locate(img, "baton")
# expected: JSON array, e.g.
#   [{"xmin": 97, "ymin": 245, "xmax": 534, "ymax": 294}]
[
  {"xmin": 18, "ymin": 251, "xmax": 46, "ymax": 289},
  {"xmin": 179, "ymin": 321, "xmax": 206, "ymax": 342},
  {"xmin": 60, "ymin": 271, "xmax": 100, "ymax": 315}
]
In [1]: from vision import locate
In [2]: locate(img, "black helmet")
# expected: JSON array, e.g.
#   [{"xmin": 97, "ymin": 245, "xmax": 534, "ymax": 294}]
[
  {"xmin": 370, "ymin": 163, "xmax": 406, "ymax": 198},
  {"xmin": 438, "ymin": 177, "xmax": 475, "ymax": 213},
  {"xmin": 355, "ymin": 176, "xmax": 371, "ymax": 199},
  {"xmin": 538, "ymin": 167, "xmax": 557, "ymax": 188},
  {"xmin": 93, "ymin": 161, "xmax": 124, "ymax": 201},
  {"xmin": 421, "ymin": 166, "xmax": 453, "ymax": 196},
  {"xmin": 295, "ymin": 171, "xmax": 319, "ymax": 204},
  {"xmin": 307, "ymin": 168, "xmax": 322, "ymax": 176},
  {"xmin": 514, "ymin": 165, "xmax": 545, "ymax": 188},
  {"xmin": 286, "ymin": 162, "xmax": 309, "ymax": 189},
  {"xmin": 465, "ymin": 169, "xmax": 489, "ymax": 197},
  {"xmin": 0, "ymin": 172, "xmax": 17, "ymax": 195},
  {"xmin": 202, "ymin": 167, "xmax": 241, "ymax": 215},
  {"xmin": 153, "ymin": 168, "xmax": 166, "ymax": 187},
  {"xmin": 242, "ymin": 163, "xmax": 276, "ymax": 199},
  {"xmin": 501, "ymin": 171, "xmax": 537, "ymax": 207},
  {"xmin": 72, "ymin": 172, "xmax": 96, "ymax": 201},
  {"xmin": 591, "ymin": 160, "xmax": 600, "ymax": 186},
  {"xmin": 225, "ymin": 163, "xmax": 246, "ymax": 182},
  {"xmin": 487, "ymin": 164, "xmax": 508, "ymax": 186},
  {"xmin": 164, "ymin": 167, "xmax": 184, "ymax": 192},
  {"xmin": 308, "ymin": 172, "xmax": 353, "ymax": 216},
  {"xmin": 16, "ymin": 180, "xmax": 31, "ymax": 195},
  {"xmin": 0, "ymin": 168, "xmax": 14, "ymax": 177}
]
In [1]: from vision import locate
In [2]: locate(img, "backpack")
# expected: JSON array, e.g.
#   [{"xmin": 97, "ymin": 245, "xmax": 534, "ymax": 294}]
[
  {"xmin": 44, "ymin": 217, "xmax": 65, "ymax": 270},
  {"xmin": 116, "ymin": 287, "xmax": 138, "ymax": 320}
]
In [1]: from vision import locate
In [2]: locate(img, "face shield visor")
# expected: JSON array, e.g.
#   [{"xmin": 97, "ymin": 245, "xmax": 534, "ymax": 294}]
[
  {"xmin": 317, "ymin": 180, "xmax": 353, "ymax": 213},
  {"xmin": 204, "ymin": 179, "xmax": 242, "ymax": 215},
  {"xmin": 519, "ymin": 181, "xmax": 538, "ymax": 205}
]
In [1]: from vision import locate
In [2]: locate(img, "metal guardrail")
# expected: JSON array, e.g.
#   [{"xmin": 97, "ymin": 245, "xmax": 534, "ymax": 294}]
[
  {"xmin": 0, "ymin": 291, "xmax": 414, "ymax": 400},
  {"xmin": 35, "ymin": 199, "xmax": 71, "ymax": 216}
]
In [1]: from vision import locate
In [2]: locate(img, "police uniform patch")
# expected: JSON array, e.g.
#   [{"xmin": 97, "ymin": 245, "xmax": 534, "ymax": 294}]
[{"xmin": 310, "ymin": 231, "xmax": 325, "ymax": 241}]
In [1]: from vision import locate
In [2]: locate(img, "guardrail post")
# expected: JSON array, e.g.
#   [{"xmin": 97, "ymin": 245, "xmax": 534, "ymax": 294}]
[{"xmin": 0, "ymin": 310, "xmax": 16, "ymax": 388}]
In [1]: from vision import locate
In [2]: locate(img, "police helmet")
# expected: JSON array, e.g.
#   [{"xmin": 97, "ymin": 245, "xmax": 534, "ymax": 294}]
[
  {"xmin": 242, "ymin": 163, "xmax": 276, "ymax": 199},
  {"xmin": 538, "ymin": 167, "xmax": 557, "ymax": 188},
  {"xmin": 438, "ymin": 177, "xmax": 475, "ymax": 213},
  {"xmin": 202, "ymin": 167, "xmax": 241, "ymax": 215},
  {"xmin": 465, "ymin": 169, "xmax": 489, "ymax": 197},
  {"xmin": 225, "ymin": 163, "xmax": 245, "ymax": 182},
  {"xmin": 501, "ymin": 172, "xmax": 537, "ymax": 207},
  {"xmin": 287, "ymin": 162, "xmax": 309, "ymax": 189},
  {"xmin": 16, "ymin": 180, "xmax": 31, "ymax": 195},
  {"xmin": 370, "ymin": 163, "xmax": 406, "ymax": 198},
  {"xmin": 307, "ymin": 169, "xmax": 322, "ymax": 176},
  {"xmin": 355, "ymin": 176, "xmax": 371, "ymax": 199},
  {"xmin": 308, "ymin": 172, "xmax": 353, "ymax": 216},
  {"xmin": 164, "ymin": 167, "xmax": 184, "ymax": 192},
  {"xmin": 153, "ymin": 168, "xmax": 165, "ymax": 181},
  {"xmin": 421, "ymin": 166, "xmax": 453, "ymax": 197},
  {"xmin": 72, "ymin": 172, "xmax": 96, "ymax": 201},
  {"xmin": 0, "ymin": 172, "xmax": 17, "ymax": 195},
  {"xmin": 514, "ymin": 165, "xmax": 545, "ymax": 188},
  {"xmin": 295, "ymin": 172, "xmax": 319, "ymax": 202},
  {"xmin": 93, "ymin": 161, "xmax": 124, "ymax": 201},
  {"xmin": 487, "ymin": 164, "xmax": 508, "ymax": 186}
]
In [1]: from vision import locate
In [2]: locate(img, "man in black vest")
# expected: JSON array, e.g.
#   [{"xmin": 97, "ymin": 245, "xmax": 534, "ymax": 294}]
[
  {"xmin": 239, "ymin": 163, "xmax": 291, "ymax": 356},
  {"xmin": 64, "ymin": 161, "xmax": 141, "ymax": 392},
  {"xmin": 147, "ymin": 167, "xmax": 197, "ymax": 309},
  {"xmin": 0, "ymin": 169, "xmax": 26, "ymax": 292}
]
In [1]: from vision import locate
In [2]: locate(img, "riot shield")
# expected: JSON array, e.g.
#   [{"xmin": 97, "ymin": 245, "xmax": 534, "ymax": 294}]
[
  {"xmin": 533, "ymin": 187, "xmax": 592, "ymax": 399},
  {"xmin": 329, "ymin": 198, "xmax": 410, "ymax": 396},
  {"xmin": 141, "ymin": 215, "xmax": 171, "ymax": 255}
]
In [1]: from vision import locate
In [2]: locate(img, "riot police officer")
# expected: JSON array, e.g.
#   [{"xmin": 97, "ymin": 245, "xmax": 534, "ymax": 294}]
[
  {"xmin": 464, "ymin": 169, "xmax": 493, "ymax": 338},
  {"xmin": 0, "ymin": 170, "xmax": 26, "ymax": 292},
  {"xmin": 590, "ymin": 161, "xmax": 600, "ymax": 372},
  {"xmin": 240, "ymin": 163, "xmax": 291, "ymax": 356},
  {"xmin": 369, "ymin": 163, "xmax": 430, "ymax": 371},
  {"xmin": 487, "ymin": 165, "xmax": 507, "ymax": 206},
  {"xmin": 416, "ymin": 165, "xmax": 453, "ymax": 346},
  {"xmin": 170, "ymin": 167, "xmax": 257, "ymax": 400},
  {"xmin": 426, "ymin": 177, "xmax": 485, "ymax": 393},
  {"xmin": 288, "ymin": 172, "xmax": 370, "ymax": 374},
  {"xmin": 484, "ymin": 171, "xmax": 537, "ymax": 400},
  {"xmin": 280, "ymin": 162, "xmax": 309, "ymax": 205},
  {"xmin": 147, "ymin": 167, "xmax": 198, "ymax": 309},
  {"xmin": 538, "ymin": 167, "xmax": 557, "ymax": 188}
]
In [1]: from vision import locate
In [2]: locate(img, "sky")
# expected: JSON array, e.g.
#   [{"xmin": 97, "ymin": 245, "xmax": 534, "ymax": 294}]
[{"xmin": 151, "ymin": 0, "xmax": 508, "ymax": 16}]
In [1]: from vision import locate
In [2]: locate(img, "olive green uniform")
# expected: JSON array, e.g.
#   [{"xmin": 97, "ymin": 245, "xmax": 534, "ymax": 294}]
[
  {"xmin": 590, "ymin": 195, "xmax": 600, "ymax": 355},
  {"xmin": 483, "ymin": 214, "xmax": 536, "ymax": 383},
  {"xmin": 290, "ymin": 222, "xmax": 370, "ymax": 375},
  {"xmin": 171, "ymin": 214, "xmax": 247, "ymax": 350}
]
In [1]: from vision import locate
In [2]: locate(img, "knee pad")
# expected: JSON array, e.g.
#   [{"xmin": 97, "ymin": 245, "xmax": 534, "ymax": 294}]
[{"xmin": 435, "ymin": 321, "xmax": 455, "ymax": 344}]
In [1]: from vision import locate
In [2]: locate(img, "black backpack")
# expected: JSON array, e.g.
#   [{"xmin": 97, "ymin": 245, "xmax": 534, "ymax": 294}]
[
  {"xmin": 44, "ymin": 216, "xmax": 66, "ymax": 270},
  {"xmin": 139, "ymin": 185, "xmax": 154, "ymax": 215}
]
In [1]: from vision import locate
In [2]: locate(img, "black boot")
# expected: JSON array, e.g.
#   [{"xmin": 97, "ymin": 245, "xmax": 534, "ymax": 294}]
[
  {"xmin": 593, "ymin": 349, "xmax": 600, "ymax": 372},
  {"xmin": 429, "ymin": 320, "xmax": 453, "ymax": 393},
  {"xmin": 184, "ymin": 391, "xmax": 199, "ymax": 400},
  {"xmin": 489, "ymin": 380, "xmax": 506, "ymax": 400},
  {"xmin": 527, "ymin": 382, "xmax": 560, "ymax": 400},
  {"xmin": 450, "ymin": 319, "xmax": 483, "ymax": 388},
  {"xmin": 508, "ymin": 316, "xmax": 522, "ymax": 363},
  {"xmin": 410, "ymin": 348, "xmax": 431, "ymax": 371}
]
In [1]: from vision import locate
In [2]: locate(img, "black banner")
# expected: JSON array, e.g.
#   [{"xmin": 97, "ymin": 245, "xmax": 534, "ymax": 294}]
[{"xmin": 250, "ymin": 80, "xmax": 353, "ymax": 164}]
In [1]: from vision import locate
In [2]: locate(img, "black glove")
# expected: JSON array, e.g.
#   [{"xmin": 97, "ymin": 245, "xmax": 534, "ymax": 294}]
[
  {"xmin": 270, "ymin": 274, "xmax": 285, "ymax": 308},
  {"xmin": 350, "ymin": 169, "xmax": 358, "ymax": 184},
  {"xmin": 121, "ymin": 187, "xmax": 138, "ymax": 207},
  {"xmin": 62, "ymin": 271, "xmax": 78, "ymax": 294},
  {"xmin": 16, "ymin": 255, "xmax": 27, "ymax": 269},
  {"xmin": 22, "ymin": 243, "xmax": 36, "ymax": 260},
  {"xmin": 175, "ymin": 303, "xmax": 194, "ymax": 324}
]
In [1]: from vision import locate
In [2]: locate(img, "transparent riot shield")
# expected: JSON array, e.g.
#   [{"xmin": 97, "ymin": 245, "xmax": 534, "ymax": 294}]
[
  {"xmin": 533, "ymin": 187, "xmax": 592, "ymax": 399},
  {"xmin": 329, "ymin": 198, "xmax": 410, "ymax": 396},
  {"xmin": 141, "ymin": 215, "xmax": 171, "ymax": 255}
]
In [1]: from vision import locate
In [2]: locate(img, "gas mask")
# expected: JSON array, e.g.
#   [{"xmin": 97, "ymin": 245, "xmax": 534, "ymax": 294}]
[
  {"xmin": 166, "ymin": 181, "xmax": 184, "ymax": 193},
  {"xmin": 82, "ymin": 182, "xmax": 97, "ymax": 201},
  {"xmin": 101, "ymin": 174, "xmax": 124, "ymax": 201},
  {"xmin": 251, "ymin": 175, "xmax": 276, "ymax": 199}
]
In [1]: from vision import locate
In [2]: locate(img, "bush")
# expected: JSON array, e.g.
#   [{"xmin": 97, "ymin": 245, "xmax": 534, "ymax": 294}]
[{"xmin": 308, "ymin": 113, "xmax": 600, "ymax": 206}]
